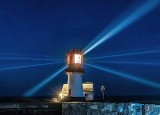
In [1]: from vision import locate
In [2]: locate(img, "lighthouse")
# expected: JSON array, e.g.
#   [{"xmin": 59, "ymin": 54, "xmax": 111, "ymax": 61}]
[
  {"xmin": 65, "ymin": 48, "xmax": 84, "ymax": 98},
  {"xmin": 56, "ymin": 48, "xmax": 94, "ymax": 102}
]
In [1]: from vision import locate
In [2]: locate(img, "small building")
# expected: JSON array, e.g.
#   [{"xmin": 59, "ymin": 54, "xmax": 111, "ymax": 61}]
[
  {"xmin": 83, "ymin": 82, "xmax": 94, "ymax": 101},
  {"xmin": 59, "ymin": 84, "xmax": 68, "ymax": 100},
  {"xmin": 60, "ymin": 82, "xmax": 94, "ymax": 101}
]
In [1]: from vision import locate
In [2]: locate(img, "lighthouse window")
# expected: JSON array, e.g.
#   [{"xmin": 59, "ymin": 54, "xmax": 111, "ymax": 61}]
[{"xmin": 75, "ymin": 54, "xmax": 81, "ymax": 64}]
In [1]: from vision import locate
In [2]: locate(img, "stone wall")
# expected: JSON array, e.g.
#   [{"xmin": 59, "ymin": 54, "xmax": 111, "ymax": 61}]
[
  {"xmin": 0, "ymin": 102, "xmax": 159, "ymax": 115},
  {"xmin": 62, "ymin": 102, "xmax": 160, "ymax": 115}
]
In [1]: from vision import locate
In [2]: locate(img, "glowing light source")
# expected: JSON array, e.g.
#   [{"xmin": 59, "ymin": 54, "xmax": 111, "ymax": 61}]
[
  {"xmin": 83, "ymin": 1, "xmax": 160, "ymax": 54},
  {"xmin": 94, "ymin": 61, "xmax": 160, "ymax": 66},
  {"xmin": 24, "ymin": 65, "xmax": 67, "ymax": 97},
  {"xmin": 86, "ymin": 63, "xmax": 160, "ymax": 88},
  {"xmin": 67, "ymin": 49, "xmax": 83, "ymax": 65},
  {"xmin": 0, "ymin": 62, "xmax": 62, "ymax": 71},
  {"xmin": 87, "ymin": 49, "xmax": 160, "ymax": 60},
  {"xmin": 59, "ymin": 92, "xmax": 64, "ymax": 100},
  {"xmin": 74, "ymin": 54, "xmax": 82, "ymax": 64}
]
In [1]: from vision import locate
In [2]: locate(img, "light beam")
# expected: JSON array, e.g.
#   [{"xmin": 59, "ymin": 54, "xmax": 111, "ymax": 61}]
[
  {"xmin": 94, "ymin": 61, "xmax": 160, "ymax": 66},
  {"xmin": 0, "ymin": 53, "xmax": 57, "ymax": 59},
  {"xmin": 86, "ymin": 63, "xmax": 160, "ymax": 88},
  {"xmin": 24, "ymin": 65, "xmax": 67, "ymax": 97},
  {"xmin": 83, "ymin": 0, "xmax": 160, "ymax": 54},
  {"xmin": 0, "ymin": 62, "xmax": 63, "ymax": 71},
  {"xmin": 0, "ymin": 57, "xmax": 63, "ymax": 61},
  {"xmin": 87, "ymin": 49, "xmax": 160, "ymax": 60}
]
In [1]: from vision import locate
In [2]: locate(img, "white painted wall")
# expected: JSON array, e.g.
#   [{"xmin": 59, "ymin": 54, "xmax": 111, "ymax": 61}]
[{"xmin": 67, "ymin": 72, "xmax": 83, "ymax": 97}]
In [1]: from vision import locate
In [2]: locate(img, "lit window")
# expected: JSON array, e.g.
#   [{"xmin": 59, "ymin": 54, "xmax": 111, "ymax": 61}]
[{"xmin": 75, "ymin": 54, "xmax": 81, "ymax": 64}]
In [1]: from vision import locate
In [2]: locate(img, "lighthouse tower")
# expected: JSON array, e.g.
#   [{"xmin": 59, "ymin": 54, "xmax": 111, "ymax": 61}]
[{"xmin": 66, "ymin": 48, "xmax": 84, "ymax": 98}]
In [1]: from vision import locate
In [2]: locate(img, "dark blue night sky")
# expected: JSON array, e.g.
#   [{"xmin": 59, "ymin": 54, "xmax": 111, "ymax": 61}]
[{"xmin": 0, "ymin": 0, "xmax": 160, "ymax": 97}]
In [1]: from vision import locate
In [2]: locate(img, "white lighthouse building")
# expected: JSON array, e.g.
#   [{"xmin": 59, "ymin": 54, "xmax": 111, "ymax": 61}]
[
  {"xmin": 65, "ymin": 48, "xmax": 84, "ymax": 98},
  {"xmin": 57, "ymin": 48, "xmax": 94, "ymax": 101}
]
